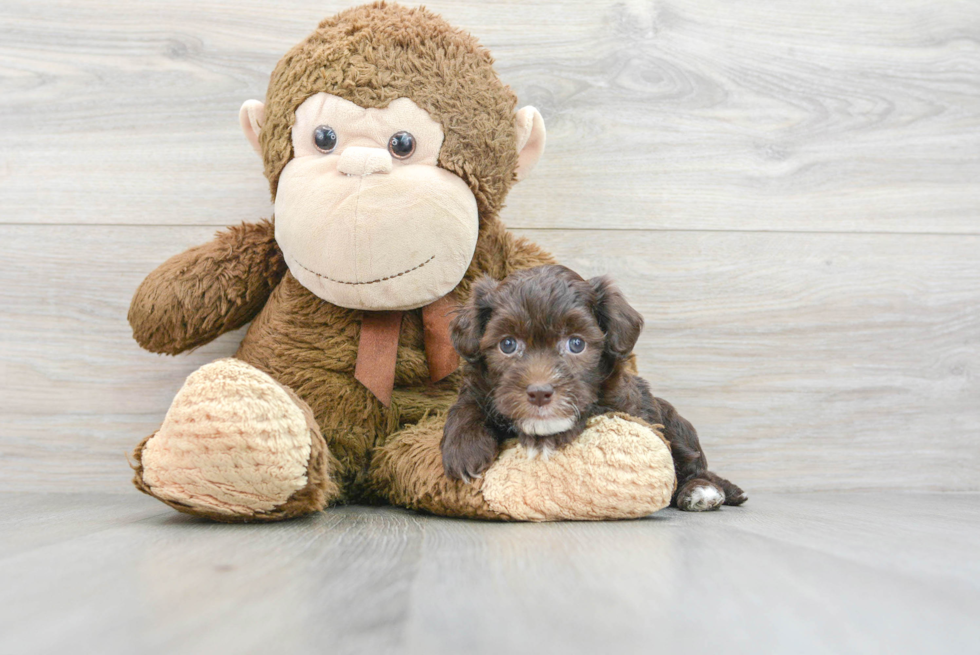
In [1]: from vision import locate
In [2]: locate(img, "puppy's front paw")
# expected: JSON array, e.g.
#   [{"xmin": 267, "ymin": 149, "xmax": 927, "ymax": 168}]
[
  {"xmin": 675, "ymin": 479, "xmax": 725, "ymax": 512},
  {"xmin": 720, "ymin": 479, "xmax": 748, "ymax": 506},
  {"xmin": 442, "ymin": 435, "xmax": 496, "ymax": 484}
]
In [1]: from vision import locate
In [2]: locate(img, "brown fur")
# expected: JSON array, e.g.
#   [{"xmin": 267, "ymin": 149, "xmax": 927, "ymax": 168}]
[
  {"xmin": 128, "ymin": 219, "xmax": 286, "ymax": 355},
  {"xmin": 129, "ymin": 3, "xmax": 555, "ymax": 512},
  {"xmin": 441, "ymin": 265, "xmax": 748, "ymax": 509},
  {"xmin": 261, "ymin": 1, "xmax": 520, "ymax": 220}
]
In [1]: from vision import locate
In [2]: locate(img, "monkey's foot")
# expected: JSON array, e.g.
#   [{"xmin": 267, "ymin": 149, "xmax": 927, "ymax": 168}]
[
  {"xmin": 371, "ymin": 412, "xmax": 676, "ymax": 521},
  {"xmin": 131, "ymin": 358, "xmax": 340, "ymax": 522}
]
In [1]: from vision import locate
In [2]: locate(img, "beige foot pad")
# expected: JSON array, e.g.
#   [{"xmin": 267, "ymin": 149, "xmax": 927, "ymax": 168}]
[
  {"xmin": 133, "ymin": 358, "xmax": 338, "ymax": 522},
  {"xmin": 481, "ymin": 413, "xmax": 676, "ymax": 521}
]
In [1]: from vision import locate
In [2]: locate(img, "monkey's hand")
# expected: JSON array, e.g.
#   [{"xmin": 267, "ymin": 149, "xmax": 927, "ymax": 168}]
[
  {"xmin": 441, "ymin": 395, "xmax": 498, "ymax": 484},
  {"xmin": 128, "ymin": 219, "xmax": 286, "ymax": 355}
]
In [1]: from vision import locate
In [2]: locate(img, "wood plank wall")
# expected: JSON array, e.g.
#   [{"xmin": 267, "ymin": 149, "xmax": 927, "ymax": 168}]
[{"xmin": 1, "ymin": 0, "xmax": 978, "ymax": 493}]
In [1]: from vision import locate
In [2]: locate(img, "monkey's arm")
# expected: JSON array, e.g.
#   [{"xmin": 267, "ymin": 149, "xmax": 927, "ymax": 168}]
[{"xmin": 128, "ymin": 219, "xmax": 286, "ymax": 355}]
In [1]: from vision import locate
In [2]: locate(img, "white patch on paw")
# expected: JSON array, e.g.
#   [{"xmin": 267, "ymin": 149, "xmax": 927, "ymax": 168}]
[
  {"xmin": 681, "ymin": 484, "xmax": 724, "ymax": 511},
  {"xmin": 519, "ymin": 417, "xmax": 575, "ymax": 436}
]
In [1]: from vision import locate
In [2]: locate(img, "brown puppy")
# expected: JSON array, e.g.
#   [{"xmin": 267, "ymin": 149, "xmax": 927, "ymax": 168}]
[{"xmin": 441, "ymin": 264, "xmax": 747, "ymax": 511}]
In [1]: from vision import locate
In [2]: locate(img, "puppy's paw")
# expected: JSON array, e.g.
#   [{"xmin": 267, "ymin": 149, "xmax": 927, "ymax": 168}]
[
  {"xmin": 443, "ymin": 457, "xmax": 493, "ymax": 484},
  {"xmin": 676, "ymin": 479, "xmax": 725, "ymax": 512},
  {"xmin": 442, "ymin": 442, "xmax": 496, "ymax": 484},
  {"xmin": 721, "ymin": 480, "xmax": 748, "ymax": 506},
  {"xmin": 701, "ymin": 472, "xmax": 748, "ymax": 506}
]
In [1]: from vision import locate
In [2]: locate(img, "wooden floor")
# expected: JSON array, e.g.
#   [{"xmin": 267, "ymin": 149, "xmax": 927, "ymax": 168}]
[{"xmin": 0, "ymin": 491, "xmax": 977, "ymax": 654}]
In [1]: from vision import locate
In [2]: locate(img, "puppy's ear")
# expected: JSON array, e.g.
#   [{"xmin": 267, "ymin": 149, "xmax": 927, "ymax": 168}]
[
  {"xmin": 450, "ymin": 276, "xmax": 499, "ymax": 362},
  {"xmin": 589, "ymin": 276, "xmax": 644, "ymax": 358}
]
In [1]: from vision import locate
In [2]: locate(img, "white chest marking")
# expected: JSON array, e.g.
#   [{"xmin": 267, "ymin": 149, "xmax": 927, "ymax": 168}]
[{"xmin": 518, "ymin": 417, "xmax": 575, "ymax": 437}]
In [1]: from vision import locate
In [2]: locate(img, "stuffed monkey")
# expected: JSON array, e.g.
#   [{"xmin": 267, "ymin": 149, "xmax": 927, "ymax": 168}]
[{"xmin": 128, "ymin": 2, "xmax": 677, "ymax": 522}]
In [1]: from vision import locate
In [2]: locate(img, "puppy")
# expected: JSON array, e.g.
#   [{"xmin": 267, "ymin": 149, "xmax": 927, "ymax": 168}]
[{"xmin": 441, "ymin": 264, "xmax": 747, "ymax": 512}]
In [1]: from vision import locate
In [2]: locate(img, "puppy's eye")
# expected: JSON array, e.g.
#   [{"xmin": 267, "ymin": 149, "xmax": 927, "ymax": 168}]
[
  {"xmin": 499, "ymin": 337, "xmax": 518, "ymax": 355},
  {"xmin": 388, "ymin": 131, "xmax": 416, "ymax": 159},
  {"xmin": 314, "ymin": 125, "xmax": 338, "ymax": 153},
  {"xmin": 567, "ymin": 337, "xmax": 586, "ymax": 354}
]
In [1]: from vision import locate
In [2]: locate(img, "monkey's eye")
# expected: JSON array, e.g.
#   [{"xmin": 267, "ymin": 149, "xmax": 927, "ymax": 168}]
[
  {"xmin": 388, "ymin": 131, "xmax": 416, "ymax": 159},
  {"xmin": 567, "ymin": 337, "xmax": 586, "ymax": 354},
  {"xmin": 313, "ymin": 125, "xmax": 337, "ymax": 153},
  {"xmin": 499, "ymin": 337, "xmax": 518, "ymax": 355}
]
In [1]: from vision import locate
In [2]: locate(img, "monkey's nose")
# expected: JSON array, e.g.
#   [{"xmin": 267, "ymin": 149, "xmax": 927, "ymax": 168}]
[
  {"xmin": 337, "ymin": 146, "xmax": 392, "ymax": 176},
  {"xmin": 526, "ymin": 384, "xmax": 554, "ymax": 407}
]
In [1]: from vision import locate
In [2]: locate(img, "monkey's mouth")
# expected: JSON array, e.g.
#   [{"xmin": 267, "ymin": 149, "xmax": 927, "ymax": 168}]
[{"xmin": 288, "ymin": 253, "xmax": 435, "ymax": 286}]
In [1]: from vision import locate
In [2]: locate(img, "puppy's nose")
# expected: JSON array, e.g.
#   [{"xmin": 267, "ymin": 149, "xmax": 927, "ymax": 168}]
[
  {"xmin": 526, "ymin": 384, "xmax": 554, "ymax": 407},
  {"xmin": 337, "ymin": 146, "xmax": 392, "ymax": 176}
]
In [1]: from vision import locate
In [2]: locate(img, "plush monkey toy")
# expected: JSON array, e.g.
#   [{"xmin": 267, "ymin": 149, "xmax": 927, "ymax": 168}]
[{"xmin": 129, "ymin": 2, "xmax": 677, "ymax": 522}]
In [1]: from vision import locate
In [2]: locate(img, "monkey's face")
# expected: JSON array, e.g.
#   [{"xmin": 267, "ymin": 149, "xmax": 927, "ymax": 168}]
[
  {"xmin": 238, "ymin": 5, "xmax": 547, "ymax": 313},
  {"xmin": 270, "ymin": 93, "xmax": 479, "ymax": 311}
]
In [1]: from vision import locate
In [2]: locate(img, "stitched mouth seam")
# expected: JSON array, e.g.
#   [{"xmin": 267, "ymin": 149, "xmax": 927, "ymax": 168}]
[{"xmin": 291, "ymin": 254, "xmax": 436, "ymax": 286}]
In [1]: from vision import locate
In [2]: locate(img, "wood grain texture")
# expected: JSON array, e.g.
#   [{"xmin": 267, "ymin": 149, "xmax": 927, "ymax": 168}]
[
  {"xmin": 1, "ymin": 0, "xmax": 979, "ymax": 232},
  {"xmin": 0, "ymin": 492, "xmax": 978, "ymax": 654},
  {"xmin": 1, "ymin": 1, "xmax": 978, "ymax": 495},
  {"xmin": 1, "ymin": 4, "xmax": 976, "ymax": 649},
  {"xmin": 1, "ymin": 225, "xmax": 977, "ymax": 493}
]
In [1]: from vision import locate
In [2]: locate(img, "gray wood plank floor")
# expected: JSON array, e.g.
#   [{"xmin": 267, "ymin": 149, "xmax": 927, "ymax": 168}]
[{"xmin": 1, "ymin": 492, "xmax": 977, "ymax": 654}]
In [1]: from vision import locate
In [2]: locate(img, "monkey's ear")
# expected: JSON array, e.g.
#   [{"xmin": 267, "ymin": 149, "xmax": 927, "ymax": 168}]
[
  {"xmin": 239, "ymin": 100, "xmax": 266, "ymax": 156},
  {"xmin": 450, "ymin": 276, "xmax": 499, "ymax": 362},
  {"xmin": 514, "ymin": 106, "xmax": 546, "ymax": 182},
  {"xmin": 589, "ymin": 276, "xmax": 644, "ymax": 359}
]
